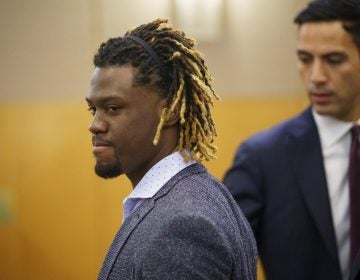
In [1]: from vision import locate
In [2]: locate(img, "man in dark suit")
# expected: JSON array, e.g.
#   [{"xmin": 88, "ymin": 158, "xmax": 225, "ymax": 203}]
[
  {"xmin": 223, "ymin": 1, "xmax": 360, "ymax": 280},
  {"xmin": 86, "ymin": 19, "xmax": 257, "ymax": 280}
]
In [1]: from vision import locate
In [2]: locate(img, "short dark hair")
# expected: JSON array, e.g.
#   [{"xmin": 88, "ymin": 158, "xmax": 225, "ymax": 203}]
[
  {"xmin": 294, "ymin": 0, "xmax": 360, "ymax": 49},
  {"xmin": 93, "ymin": 19, "xmax": 219, "ymax": 162}
]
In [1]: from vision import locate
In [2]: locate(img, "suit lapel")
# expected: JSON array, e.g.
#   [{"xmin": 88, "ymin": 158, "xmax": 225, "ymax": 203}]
[
  {"xmin": 98, "ymin": 199, "xmax": 155, "ymax": 280},
  {"xmin": 286, "ymin": 108, "xmax": 338, "ymax": 261},
  {"xmin": 98, "ymin": 163, "xmax": 207, "ymax": 280}
]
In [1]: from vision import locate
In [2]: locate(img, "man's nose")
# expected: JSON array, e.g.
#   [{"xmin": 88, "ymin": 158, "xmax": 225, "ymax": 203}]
[
  {"xmin": 88, "ymin": 113, "xmax": 107, "ymax": 134},
  {"xmin": 310, "ymin": 60, "xmax": 327, "ymax": 84}
]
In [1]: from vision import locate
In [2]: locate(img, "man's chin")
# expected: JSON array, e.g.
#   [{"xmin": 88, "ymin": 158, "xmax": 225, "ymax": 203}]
[{"xmin": 95, "ymin": 162, "xmax": 122, "ymax": 179}]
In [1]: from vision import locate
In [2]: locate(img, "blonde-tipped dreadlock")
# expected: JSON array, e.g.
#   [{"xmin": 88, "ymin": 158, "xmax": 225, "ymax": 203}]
[{"xmin": 93, "ymin": 18, "xmax": 219, "ymax": 162}]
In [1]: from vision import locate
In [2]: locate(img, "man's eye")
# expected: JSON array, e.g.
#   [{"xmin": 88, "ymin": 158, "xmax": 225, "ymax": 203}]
[
  {"xmin": 298, "ymin": 55, "xmax": 312, "ymax": 64},
  {"xmin": 326, "ymin": 55, "xmax": 346, "ymax": 65},
  {"xmin": 88, "ymin": 106, "xmax": 96, "ymax": 116},
  {"xmin": 106, "ymin": 105, "xmax": 121, "ymax": 113}
]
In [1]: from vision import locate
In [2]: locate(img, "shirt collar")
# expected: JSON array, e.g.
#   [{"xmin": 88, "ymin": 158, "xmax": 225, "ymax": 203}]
[
  {"xmin": 124, "ymin": 151, "xmax": 195, "ymax": 202},
  {"xmin": 312, "ymin": 109, "xmax": 355, "ymax": 148}
]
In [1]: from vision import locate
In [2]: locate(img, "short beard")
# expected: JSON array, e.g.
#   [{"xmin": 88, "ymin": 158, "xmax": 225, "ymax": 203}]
[{"xmin": 95, "ymin": 161, "xmax": 122, "ymax": 179}]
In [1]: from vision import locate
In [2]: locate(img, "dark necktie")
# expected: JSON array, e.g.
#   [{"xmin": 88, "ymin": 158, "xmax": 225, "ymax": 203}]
[{"xmin": 350, "ymin": 125, "xmax": 360, "ymax": 264}]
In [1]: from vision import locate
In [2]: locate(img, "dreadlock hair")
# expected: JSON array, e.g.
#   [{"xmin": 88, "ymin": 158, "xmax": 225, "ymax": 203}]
[
  {"xmin": 294, "ymin": 0, "xmax": 360, "ymax": 50},
  {"xmin": 93, "ymin": 18, "xmax": 219, "ymax": 163}
]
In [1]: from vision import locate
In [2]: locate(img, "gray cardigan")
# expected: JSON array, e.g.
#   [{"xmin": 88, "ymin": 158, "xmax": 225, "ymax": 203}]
[{"xmin": 98, "ymin": 163, "xmax": 257, "ymax": 280}]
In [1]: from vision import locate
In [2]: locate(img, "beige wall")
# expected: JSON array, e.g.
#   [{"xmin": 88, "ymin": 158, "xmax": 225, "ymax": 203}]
[
  {"xmin": 0, "ymin": 0, "xmax": 92, "ymax": 102},
  {"xmin": 0, "ymin": 0, "xmax": 309, "ymax": 102}
]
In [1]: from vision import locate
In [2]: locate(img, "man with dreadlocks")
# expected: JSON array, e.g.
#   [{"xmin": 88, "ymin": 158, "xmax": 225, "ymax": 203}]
[{"xmin": 86, "ymin": 19, "xmax": 257, "ymax": 280}]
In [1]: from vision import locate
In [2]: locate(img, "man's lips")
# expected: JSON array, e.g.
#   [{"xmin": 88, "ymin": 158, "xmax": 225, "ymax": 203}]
[
  {"xmin": 93, "ymin": 141, "xmax": 111, "ymax": 147},
  {"xmin": 92, "ymin": 137, "xmax": 113, "ymax": 154},
  {"xmin": 310, "ymin": 92, "xmax": 333, "ymax": 104},
  {"xmin": 93, "ymin": 146, "xmax": 112, "ymax": 154},
  {"xmin": 92, "ymin": 136, "xmax": 112, "ymax": 147}
]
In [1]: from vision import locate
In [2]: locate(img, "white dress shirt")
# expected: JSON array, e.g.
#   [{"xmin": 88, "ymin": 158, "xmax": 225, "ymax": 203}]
[
  {"xmin": 313, "ymin": 110, "xmax": 360, "ymax": 280},
  {"xmin": 122, "ymin": 151, "xmax": 195, "ymax": 221}
]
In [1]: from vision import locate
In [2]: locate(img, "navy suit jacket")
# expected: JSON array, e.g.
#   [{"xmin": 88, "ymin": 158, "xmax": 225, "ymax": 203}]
[
  {"xmin": 99, "ymin": 163, "xmax": 257, "ymax": 280},
  {"xmin": 350, "ymin": 250, "xmax": 360, "ymax": 280},
  {"xmin": 224, "ymin": 108, "xmax": 343, "ymax": 280}
]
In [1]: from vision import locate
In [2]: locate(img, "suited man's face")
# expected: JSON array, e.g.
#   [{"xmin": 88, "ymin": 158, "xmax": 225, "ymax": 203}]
[{"xmin": 296, "ymin": 20, "xmax": 360, "ymax": 121}]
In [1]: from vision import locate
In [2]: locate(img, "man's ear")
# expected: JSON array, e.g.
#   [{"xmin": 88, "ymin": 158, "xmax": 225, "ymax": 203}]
[
  {"xmin": 157, "ymin": 98, "xmax": 179, "ymax": 127},
  {"xmin": 164, "ymin": 104, "xmax": 180, "ymax": 126}
]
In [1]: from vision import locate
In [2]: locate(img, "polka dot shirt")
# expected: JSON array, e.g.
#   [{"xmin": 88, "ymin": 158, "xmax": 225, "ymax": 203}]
[{"xmin": 123, "ymin": 151, "xmax": 195, "ymax": 221}]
